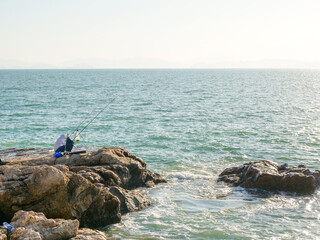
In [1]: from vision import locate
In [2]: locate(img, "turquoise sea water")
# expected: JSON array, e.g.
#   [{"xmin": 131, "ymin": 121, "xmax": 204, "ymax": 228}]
[{"xmin": 1, "ymin": 69, "xmax": 320, "ymax": 239}]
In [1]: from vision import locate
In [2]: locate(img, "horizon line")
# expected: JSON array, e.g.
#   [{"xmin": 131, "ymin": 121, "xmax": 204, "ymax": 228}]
[{"xmin": 1, "ymin": 67, "xmax": 320, "ymax": 71}]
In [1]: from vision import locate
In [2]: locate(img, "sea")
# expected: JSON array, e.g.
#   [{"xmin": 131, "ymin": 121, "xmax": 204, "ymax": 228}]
[{"xmin": 1, "ymin": 69, "xmax": 320, "ymax": 239}]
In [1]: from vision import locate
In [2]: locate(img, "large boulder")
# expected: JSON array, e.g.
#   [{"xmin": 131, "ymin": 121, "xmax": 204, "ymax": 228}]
[
  {"xmin": 218, "ymin": 160, "xmax": 320, "ymax": 195},
  {"xmin": 1, "ymin": 211, "xmax": 109, "ymax": 240},
  {"xmin": 0, "ymin": 147, "xmax": 166, "ymax": 228},
  {"xmin": 9, "ymin": 210, "xmax": 79, "ymax": 240},
  {"xmin": 0, "ymin": 165, "xmax": 120, "ymax": 227}
]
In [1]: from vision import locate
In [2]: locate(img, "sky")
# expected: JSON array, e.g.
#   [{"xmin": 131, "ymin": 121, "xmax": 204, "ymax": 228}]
[{"xmin": 0, "ymin": 0, "xmax": 320, "ymax": 69}]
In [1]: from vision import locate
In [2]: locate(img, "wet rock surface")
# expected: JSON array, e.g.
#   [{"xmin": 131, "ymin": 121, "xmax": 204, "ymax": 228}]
[
  {"xmin": 218, "ymin": 160, "xmax": 320, "ymax": 195},
  {"xmin": 0, "ymin": 147, "xmax": 166, "ymax": 232}
]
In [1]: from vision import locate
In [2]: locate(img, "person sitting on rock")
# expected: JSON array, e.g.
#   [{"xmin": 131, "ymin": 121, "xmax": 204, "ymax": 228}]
[{"xmin": 54, "ymin": 134, "xmax": 66, "ymax": 153}]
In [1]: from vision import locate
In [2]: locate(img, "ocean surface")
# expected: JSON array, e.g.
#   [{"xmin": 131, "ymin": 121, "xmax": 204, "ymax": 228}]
[{"xmin": 1, "ymin": 69, "xmax": 320, "ymax": 239}]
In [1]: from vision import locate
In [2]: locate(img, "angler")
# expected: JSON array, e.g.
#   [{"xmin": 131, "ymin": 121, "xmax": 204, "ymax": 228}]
[{"xmin": 53, "ymin": 97, "xmax": 116, "ymax": 157}]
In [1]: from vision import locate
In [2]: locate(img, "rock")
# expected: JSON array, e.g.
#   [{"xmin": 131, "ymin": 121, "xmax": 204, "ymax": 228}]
[
  {"xmin": 6, "ymin": 211, "xmax": 108, "ymax": 240},
  {"xmin": 10, "ymin": 210, "xmax": 79, "ymax": 240},
  {"xmin": 109, "ymin": 186, "xmax": 151, "ymax": 214},
  {"xmin": 70, "ymin": 166, "xmax": 122, "ymax": 186},
  {"xmin": 10, "ymin": 227, "xmax": 42, "ymax": 240},
  {"xmin": 0, "ymin": 227, "xmax": 7, "ymax": 240},
  {"xmin": 64, "ymin": 147, "xmax": 167, "ymax": 189},
  {"xmin": 3, "ymin": 147, "xmax": 166, "ymax": 189},
  {"xmin": 218, "ymin": 160, "xmax": 320, "ymax": 195},
  {"xmin": 0, "ymin": 147, "xmax": 166, "ymax": 228},
  {"xmin": 0, "ymin": 164, "xmax": 120, "ymax": 227},
  {"xmin": 71, "ymin": 228, "xmax": 107, "ymax": 240}
]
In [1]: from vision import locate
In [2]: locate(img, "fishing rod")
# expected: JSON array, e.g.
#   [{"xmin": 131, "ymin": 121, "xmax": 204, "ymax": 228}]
[{"xmin": 74, "ymin": 97, "xmax": 117, "ymax": 139}]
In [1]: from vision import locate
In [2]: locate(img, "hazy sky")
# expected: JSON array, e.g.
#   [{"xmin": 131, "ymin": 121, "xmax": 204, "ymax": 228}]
[{"xmin": 1, "ymin": 0, "xmax": 320, "ymax": 68}]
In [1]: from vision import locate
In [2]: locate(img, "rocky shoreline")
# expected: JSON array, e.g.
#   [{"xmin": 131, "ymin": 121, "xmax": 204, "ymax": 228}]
[
  {"xmin": 0, "ymin": 147, "xmax": 166, "ymax": 239},
  {"xmin": 2, "ymin": 147, "xmax": 320, "ymax": 239}
]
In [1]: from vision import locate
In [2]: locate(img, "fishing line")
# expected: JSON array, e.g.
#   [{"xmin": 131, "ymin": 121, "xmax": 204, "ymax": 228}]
[
  {"xmin": 152, "ymin": 101, "xmax": 168, "ymax": 112},
  {"xmin": 76, "ymin": 97, "xmax": 117, "ymax": 137},
  {"xmin": 71, "ymin": 102, "xmax": 102, "ymax": 133},
  {"xmin": 69, "ymin": 96, "xmax": 117, "ymax": 140},
  {"xmin": 70, "ymin": 105, "xmax": 99, "ymax": 137}
]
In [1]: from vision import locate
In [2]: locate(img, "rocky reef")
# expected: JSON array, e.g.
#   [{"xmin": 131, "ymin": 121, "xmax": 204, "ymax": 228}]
[
  {"xmin": 218, "ymin": 160, "xmax": 320, "ymax": 195},
  {"xmin": 0, "ymin": 147, "xmax": 166, "ymax": 238}
]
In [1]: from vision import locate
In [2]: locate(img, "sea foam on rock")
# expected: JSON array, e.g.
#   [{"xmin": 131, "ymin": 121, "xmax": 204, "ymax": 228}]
[
  {"xmin": 218, "ymin": 160, "xmax": 320, "ymax": 195},
  {"xmin": 0, "ymin": 147, "xmax": 166, "ymax": 230}
]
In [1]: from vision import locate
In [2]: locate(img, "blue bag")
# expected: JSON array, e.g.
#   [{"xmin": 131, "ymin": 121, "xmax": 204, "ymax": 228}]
[
  {"xmin": 3, "ymin": 222, "xmax": 14, "ymax": 231},
  {"xmin": 54, "ymin": 152, "xmax": 63, "ymax": 158}
]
